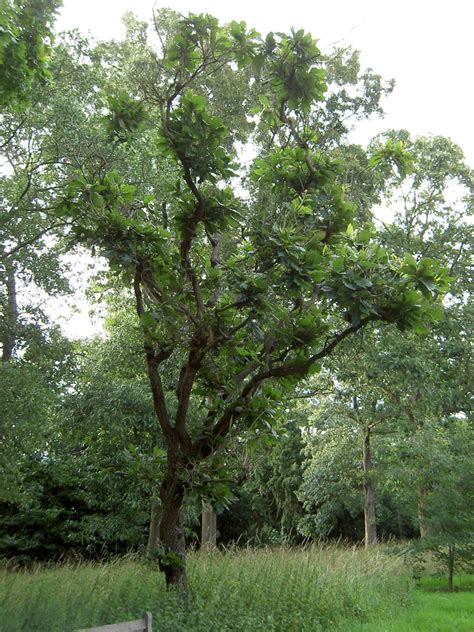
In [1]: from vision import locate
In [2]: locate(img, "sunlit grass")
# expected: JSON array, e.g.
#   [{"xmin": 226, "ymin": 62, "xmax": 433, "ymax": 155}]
[
  {"xmin": 350, "ymin": 575, "xmax": 474, "ymax": 632},
  {"xmin": 0, "ymin": 544, "xmax": 411, "ymax": 631}
]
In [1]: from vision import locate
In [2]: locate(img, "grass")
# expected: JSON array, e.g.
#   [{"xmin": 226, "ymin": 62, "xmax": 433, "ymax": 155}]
[
  {"xmin": 351, "ymin": 575, "xmax": 474, "ymax": 632},
  {"xmin": 0, "ymin": 544, "xmax": 412, "ymax": 631}
]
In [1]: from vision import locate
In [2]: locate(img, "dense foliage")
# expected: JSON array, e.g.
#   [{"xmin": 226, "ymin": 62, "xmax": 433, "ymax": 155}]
[
  {"xmin": 0, "ymin": 5, "xmax": 472, "ymax": 596},
  {"xmin": 0, "ymin": 0, "xmax": 60, "ymax": 108}
]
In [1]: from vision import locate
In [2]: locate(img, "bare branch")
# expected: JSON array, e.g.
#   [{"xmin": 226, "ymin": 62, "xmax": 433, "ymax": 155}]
[{"xmin": 3, "ymin": 221, "xmax": 69, "ymax": 258}]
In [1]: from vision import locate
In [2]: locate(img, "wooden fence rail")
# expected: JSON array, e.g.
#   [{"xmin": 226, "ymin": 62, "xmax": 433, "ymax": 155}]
[{"xmin": 76, "ymin": 611, "xmax": 152, "ymax": 632}]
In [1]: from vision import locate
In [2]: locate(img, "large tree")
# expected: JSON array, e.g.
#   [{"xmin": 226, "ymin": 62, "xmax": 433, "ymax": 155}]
[{"xmin": 52, "ymin": 13, "xmax": 448, "ymax": 591}]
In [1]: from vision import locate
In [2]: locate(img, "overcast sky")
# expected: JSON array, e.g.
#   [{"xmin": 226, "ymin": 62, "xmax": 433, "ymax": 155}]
[{"xmin": 57, "ymin": 0, "xmax": 474, "ymax": 165}]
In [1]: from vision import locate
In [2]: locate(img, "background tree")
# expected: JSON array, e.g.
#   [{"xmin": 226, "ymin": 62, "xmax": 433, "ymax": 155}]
[
  {"xmin": 218, "ymin": 413, "xmax": 306, "ymax": 546},
  {"xmin": 1, "ymin": 297, "xmax": 161, "ymax": 561},
  {"xmin": 403, "ymin": 417, "xmax": 474, "ymax": 591},
  {"xmin": 0, "ymin": 326, "xmax": 74, "ymax": 507},
  {"xmin": 0, "ymin": 31, "xmax": 111, "ymax": 519},
  {"xmin": 298, "ymin": 409, "xmax": 367, "ymax": 541},
  {"xmin": 298, "ymin": 132, "xmax": 472, "ymax": 549},
  {"xmin": 0, "ymin": 0, "xmax": 60, "ymax": 109},
  {"xmin": 298, "ymin": 372, "xmax": 393, "ymax": 548}
]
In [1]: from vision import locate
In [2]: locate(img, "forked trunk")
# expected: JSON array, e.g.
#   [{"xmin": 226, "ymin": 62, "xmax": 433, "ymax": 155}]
[{"xmin": 363, "ymin": 426, "xmax": 377, "ymax": 547}]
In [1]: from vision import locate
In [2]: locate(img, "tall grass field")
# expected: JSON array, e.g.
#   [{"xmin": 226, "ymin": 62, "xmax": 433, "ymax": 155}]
[{"xmin": 0, "ymin": 545, "xmax": 413, "ymax": 631}]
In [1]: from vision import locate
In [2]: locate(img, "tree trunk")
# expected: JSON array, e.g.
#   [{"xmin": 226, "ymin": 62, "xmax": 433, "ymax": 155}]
[
  {"xmin": 201, "ymin": 500, "xmax": 217, "ymax": 550},
  {"xmin": 158, "ymin": 465, "xmax": 188, "ymax": 594},
  {"xmin": 396, "ymin": 511, "xmax": 404, "ymax": 539},
  {"xmin": 146, "ymin": 498, "xmax": 161, "ymax": 555},
  {"xmin": 2, "ymin": 262, "xmax": 18, "ymax": 362},
  {"xmin": 418, "ymin": 488, "xmax": 430, "ymax": 538},
  {"xmin": 447, "ymin": 544, "xmax": 455, "ymax": 592},
  {"xmin": 363, "ymin": 426, "xmax": 377, "ymax": 547}
]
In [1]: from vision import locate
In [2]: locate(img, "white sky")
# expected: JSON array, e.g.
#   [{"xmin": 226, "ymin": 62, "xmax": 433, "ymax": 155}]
[
  {"xmin": 57, "ymin": 0, "xmax": 474, "ymax": 165},
  {"xmin": 53, "ymin": 0, "xmax": 474, "ymax": 338}
]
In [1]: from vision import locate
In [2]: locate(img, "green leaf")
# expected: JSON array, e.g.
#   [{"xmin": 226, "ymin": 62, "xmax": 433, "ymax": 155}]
[
  {"xmin": 140, "ymin": 312, "xmax": 155, "ymax": 330},
  {"xmin": 332, "ymin": 258, "xmax": 345, "ymax": 273}
]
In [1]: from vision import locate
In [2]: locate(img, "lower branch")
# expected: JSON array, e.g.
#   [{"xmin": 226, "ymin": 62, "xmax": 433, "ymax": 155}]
[{"xmin": 193, "ymin": 319, "xmax": 372, "ymax": 457}]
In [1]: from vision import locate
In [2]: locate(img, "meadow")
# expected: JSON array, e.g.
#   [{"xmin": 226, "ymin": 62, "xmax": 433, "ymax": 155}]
[
  {"xmin": 0, "ymin": 546, "xmax": 472, "ymax": 631},
  {"xmin": 353, "ymin": 575, "xmax": 474, "ymax": 632}
]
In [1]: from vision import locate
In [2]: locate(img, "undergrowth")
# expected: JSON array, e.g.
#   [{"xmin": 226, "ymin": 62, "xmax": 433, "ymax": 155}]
[{"xmin": 0, "ymin": 544, "xmax": 412, "ymax": 631}]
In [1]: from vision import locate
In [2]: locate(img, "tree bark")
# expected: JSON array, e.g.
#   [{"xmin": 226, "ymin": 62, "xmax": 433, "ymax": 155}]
[
  {"xmin": 158, "ymin": 459, "xmax": 188, "ymax": 594},
  {"xmin": 418, "ymin": 488, "xmax": 430, "ymax": 538},
  {"xmin": 363, "ymin": 425, "xmax": 377, "ymax": 547},
  {"xmin": 201, "ymin": 500, "xmax": 217, "ymax": 550},
  {"xmin": 146, "ymin": 498, "xmax": 161, "ymax": 555},
  {"xmin": 2, "ymin": 262, "xmax": 18, "ymax": 362}
]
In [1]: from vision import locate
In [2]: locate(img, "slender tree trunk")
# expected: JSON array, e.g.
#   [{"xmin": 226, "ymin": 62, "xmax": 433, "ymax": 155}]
[
  {"xmin": 201, "ymin": 500, "xmax": 217, "ymax": 550},
  {"xmin": 2, "ymin": 262, "xmax": 18, "ymax": 362},
  {"xmin": 146, "ymin": 498, "xmax": 161, "ymax": 555},
  {"xmin": 418, "ymin": 488, "xmax": 430, "ymax": 538},
  {"xmin": 363, "ymin": 425, "xmax": 377, "ymax": 547},
  {"xmin": 158, "ymin": 456, "xmax": 188, "ymax": 594},
  {"xmin": 447, "ymin": 544, "xmax": 455, "ymax": 592},
  {"xmin": 396, "ymin": 511, "xmax": 404, "ymax": 539}
]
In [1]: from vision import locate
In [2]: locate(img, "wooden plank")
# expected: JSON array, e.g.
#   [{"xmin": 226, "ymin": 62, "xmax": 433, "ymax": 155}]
[
  {"xmin": 76, "ymin": 612, "xmax": 152, "ymax": 632},
  {"xmin": 76, "ymin": 621, "xmax": 144, "ymax": 632},
  {"xmin": 144, "ymin": 612, "xmax": 152, "ymax": 632}
]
